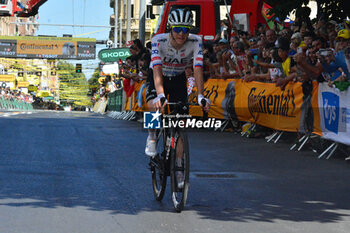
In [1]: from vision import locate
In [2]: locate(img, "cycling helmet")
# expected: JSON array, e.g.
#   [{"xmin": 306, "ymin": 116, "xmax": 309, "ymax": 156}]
[{"xmin": 168, "ymin": 8, "xmax": 193, "ymax": 27}]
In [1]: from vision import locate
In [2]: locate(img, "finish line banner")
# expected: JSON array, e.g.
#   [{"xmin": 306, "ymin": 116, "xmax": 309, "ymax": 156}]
[{"xmin": 318, "ymin": 82, "xmax": 350, "ymax": 145}]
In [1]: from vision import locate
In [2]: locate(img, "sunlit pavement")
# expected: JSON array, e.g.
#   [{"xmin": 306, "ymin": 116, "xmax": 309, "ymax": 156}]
[{"xmin": 0, "ymin": 111, "xmax": 350, "ymax": 233}]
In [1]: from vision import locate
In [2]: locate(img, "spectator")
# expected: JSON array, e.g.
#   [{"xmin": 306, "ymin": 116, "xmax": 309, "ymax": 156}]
[{"xmin": 266, "ymin": 29, "xmax": 277, "ymax": 45}]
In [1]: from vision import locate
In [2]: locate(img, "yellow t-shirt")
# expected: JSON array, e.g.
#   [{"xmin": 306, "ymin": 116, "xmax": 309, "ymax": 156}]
[{"xmin": 282, "ymin": 57, "xmax": 291, "ymax": 77}]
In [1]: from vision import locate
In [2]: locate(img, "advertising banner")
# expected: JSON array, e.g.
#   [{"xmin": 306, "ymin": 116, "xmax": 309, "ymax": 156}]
[
  {"xmin": 0, "ymin": 36, "xmax": 96, "ymax": 60},
  {"xmin": 123, "ymin": 78, "xmax": 323, "ymax": 134},
  {"xmin": 318, "ymin": 83, "xmax": 350, "ymax": 145}
]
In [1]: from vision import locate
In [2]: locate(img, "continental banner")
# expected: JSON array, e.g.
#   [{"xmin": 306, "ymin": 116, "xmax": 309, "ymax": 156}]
[
  {"xmin": 125, "ymin": 78, "xmax": 321, "ymax": 133},
  {"xmin": 0, "ymin": 36, "xmax": 96, "ymax": 60}
]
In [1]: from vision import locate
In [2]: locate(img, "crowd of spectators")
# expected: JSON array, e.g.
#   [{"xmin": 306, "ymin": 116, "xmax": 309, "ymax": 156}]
[
  {"xmin": 0, "ymin": 87, "xmax": 34, "ymax": 104},
  {"xmin": 201, "ymin": 8, "xmax": 349, "ymax": 90}
]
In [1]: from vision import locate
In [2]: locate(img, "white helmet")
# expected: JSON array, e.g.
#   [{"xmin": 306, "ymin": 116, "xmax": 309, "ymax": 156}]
[{"xmin": 168, "ymin": 8, "xmax": 193, "ymax": 27}]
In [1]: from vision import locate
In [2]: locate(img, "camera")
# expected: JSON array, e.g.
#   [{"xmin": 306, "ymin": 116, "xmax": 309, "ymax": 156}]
[{"xmin": 319, "ymin": 49, "xmax": 329, "ymax": 57}]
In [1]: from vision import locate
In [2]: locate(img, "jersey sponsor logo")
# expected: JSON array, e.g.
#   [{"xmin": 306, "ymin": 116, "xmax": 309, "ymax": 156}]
[
  {"xmin": 197, "ymin": 50, "xmax": 202, "ymax": 55},
  {"xmin": 151, "ymin": 50, "xmax": 159, "ymax": 54},
  {"xmin": 195, "ymin": 57, "xmax": 203, "ymax": 61},
  {"xmin": 163, "ymin": 62, "xmax": 187, "ymax": 67},
  {"xmin": 151, "ymin": 43, "xmax": 157, "ymax": 47},
  {"xmin": 163, "ymin": 57, "xmax": 189, "ymax": 64},
  {"xmin": 180, "ymin": 52, "xmax": 185, "ymax": 57},
  {"xmin": 157, "ymin": 38, "xmax": 167, "ymax": 43}
]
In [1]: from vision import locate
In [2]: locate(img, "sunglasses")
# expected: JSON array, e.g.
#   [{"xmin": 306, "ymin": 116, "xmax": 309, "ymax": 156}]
[{"xmin": 172, "ymin": 26, "xmax": 191, "ymax": 34}]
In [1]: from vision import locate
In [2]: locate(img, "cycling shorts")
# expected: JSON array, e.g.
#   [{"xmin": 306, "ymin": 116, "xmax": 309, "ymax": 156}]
[{"xmin": 145, "ymin": 69, "xmax": 189, "ymax": 114}]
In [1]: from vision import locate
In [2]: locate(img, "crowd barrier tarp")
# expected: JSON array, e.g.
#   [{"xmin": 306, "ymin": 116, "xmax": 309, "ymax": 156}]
[
  {"xmin": 107, "ymin": 90, "xmax": 123, "ymax": 112},
  {"xmin": 127, "ymin": 80, "xmax": 149, "ymax": 112},
  {"xmin": 189, "ymin": 79, "xmax": 320, "ymax": 133},
  {"xmin": 123, "ymin": 78, "xmax": 324, "ymax": 134},
  {"xmin": 317, "ymin": 82, "xmax": 350, "ymax": 146}
]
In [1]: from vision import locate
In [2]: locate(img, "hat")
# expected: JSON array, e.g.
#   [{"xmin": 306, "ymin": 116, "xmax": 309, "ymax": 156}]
[
  {"xmin": 327, "ymin": 20, "xmax": 337, "ymax": 26},
  {"xmin": 219, "ymin": 38, "xmax": 228, "ymax": 44},
  {"xmin": 291, "ymin": 32, "xmax": 301, "ymax": 40},
  {"xmin": 337, "ymin": 29, "xmax": 350, "ymax": 39}
]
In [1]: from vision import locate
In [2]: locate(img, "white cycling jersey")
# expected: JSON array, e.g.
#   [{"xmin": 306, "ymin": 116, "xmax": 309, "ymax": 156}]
[{"xmin": 151, "ymin": 33, "xmax": 203, "ymax": 77}]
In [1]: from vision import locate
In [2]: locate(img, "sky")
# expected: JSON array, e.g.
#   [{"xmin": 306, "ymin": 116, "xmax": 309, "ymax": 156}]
[{"xmin": 36, "ymin": 0, "xmax": 114, "ymax": 79}]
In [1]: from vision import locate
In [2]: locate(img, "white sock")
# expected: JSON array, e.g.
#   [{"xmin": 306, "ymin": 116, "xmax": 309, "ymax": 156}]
[
  {"xmin": 176, "ymin": 158, "xmax": 182, "ymax": 167},
  {"xmin": 148, "ymin": 130, "xmax": 156, "ymax": 140}
]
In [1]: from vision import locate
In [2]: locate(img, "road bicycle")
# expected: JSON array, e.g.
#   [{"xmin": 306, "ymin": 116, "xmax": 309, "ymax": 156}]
[{"xmin": 149, "ymin": 98, "xmax": 207, "ymax": 212}]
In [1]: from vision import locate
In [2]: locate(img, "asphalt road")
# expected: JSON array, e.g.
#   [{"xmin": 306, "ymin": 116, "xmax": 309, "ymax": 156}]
[{"xmin": 0, "ymin": 110, "xmax": 350, "ymax": 233}]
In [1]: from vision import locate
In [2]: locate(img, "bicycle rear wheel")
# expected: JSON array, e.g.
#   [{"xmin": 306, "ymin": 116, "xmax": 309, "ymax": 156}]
[
  {"xmin": 150, "ymin": 129, "xmax": 167, "ymax": 201},
  {"xmin": 170, "ymin": 130, "xmax": 190, "ymax": 212}
]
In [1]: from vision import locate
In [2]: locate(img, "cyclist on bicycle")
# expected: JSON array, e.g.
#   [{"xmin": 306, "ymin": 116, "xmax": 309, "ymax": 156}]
[{"xmin": 145, "ymin": 8, "xmax": 210, "ymax": 157}]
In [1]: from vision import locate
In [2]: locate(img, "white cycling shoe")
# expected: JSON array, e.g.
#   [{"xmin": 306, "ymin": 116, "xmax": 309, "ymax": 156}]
[{"xmin": 145, "ymin": 136, "xmax": 157, "ymax": 158}]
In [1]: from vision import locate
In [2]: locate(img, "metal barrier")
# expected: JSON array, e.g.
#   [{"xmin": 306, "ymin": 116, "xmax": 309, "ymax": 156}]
[{"xmin": 0, "ymin": 96, "xmax": 33, "ymax": 111}]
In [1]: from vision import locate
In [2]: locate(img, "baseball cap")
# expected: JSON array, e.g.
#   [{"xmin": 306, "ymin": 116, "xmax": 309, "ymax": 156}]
[
  {"xmin": 291, "ymin": 32, "xmax": 301, "ymax": 40},
  {"xmin": 219, "ymin": 38, "xmax": 228, "ymax": 44},
  {"xmin": 337, "ymin": 29, "xmax": 350, "ymax": 39}
]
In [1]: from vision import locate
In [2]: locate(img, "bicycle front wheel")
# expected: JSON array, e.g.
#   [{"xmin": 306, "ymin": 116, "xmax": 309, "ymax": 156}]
[
  {"xmin": 150, "ymin": 129, "xmax": 167, "ymax": 201},
  {"xmin": 170, "ymin": 130, "xmax": 190, "ymax": 212}
]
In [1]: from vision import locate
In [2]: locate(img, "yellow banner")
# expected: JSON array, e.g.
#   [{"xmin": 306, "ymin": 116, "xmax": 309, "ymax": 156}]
[
  {"xmin": 124, "ymin": 78, "xmax": 321, "ymax": 133},
  {"xmin": 234, "ymin": 80, "xmax": 304, "ymax": 132},
  {"xmin": 17, "ymin": 39, "xmax": 77, "ymax": 56},
  {"xmin": 189, "ymin": 79, "xmax": 235, "ymax": 119},
  {"xmin": 0, "ymin": 75, "xmax": 16, "ymax": 82}
]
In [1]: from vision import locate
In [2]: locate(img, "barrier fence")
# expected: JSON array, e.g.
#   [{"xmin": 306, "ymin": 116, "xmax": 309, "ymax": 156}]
[
  {"xmin": 99, "ymin": 79, "xmax": 350, "ymax": 158},
  {"xmin": 0, "ymin": 96, "xmax": 33, "ymax": 111}
]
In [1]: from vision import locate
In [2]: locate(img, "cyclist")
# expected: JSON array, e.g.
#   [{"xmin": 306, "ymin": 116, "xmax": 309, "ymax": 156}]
[{"xmin": 145, "ymin": 8, "xmax": 210, "ymax": 186}]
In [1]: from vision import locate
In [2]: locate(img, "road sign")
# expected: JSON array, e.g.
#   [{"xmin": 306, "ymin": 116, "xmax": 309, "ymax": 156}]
[
  {"xmin": 102, "ymin": 63, "xmax": 119, "ymax": 74},
  {"xmin": 0, "ymin": 36, "xmax": 96, "ymax": 60},
  {"xmin": 98, "ymin": 48, "xmax": 131, "ymax": 62}
]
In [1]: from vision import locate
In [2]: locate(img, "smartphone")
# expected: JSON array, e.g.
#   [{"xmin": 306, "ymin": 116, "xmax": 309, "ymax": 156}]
[
  {"xmin": 250, "ymin": 48, "xmax": 259, "ymax": 55},
  {"xmin": 297, "ymin": 47, "xmax": 303, "ymax": 54},
  {"xmin": 253, "ymin": 55, "xmax": 258, "ymax": 66},
  {"xmin": 319, "ymin": 49, "xmax": 329, "ymax": 57}
]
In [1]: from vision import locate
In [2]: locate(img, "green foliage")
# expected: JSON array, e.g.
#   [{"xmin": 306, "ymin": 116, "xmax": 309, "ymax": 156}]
[{"xmin": 57, "ymin": 61, "xmax": 91, "ymax": 106}]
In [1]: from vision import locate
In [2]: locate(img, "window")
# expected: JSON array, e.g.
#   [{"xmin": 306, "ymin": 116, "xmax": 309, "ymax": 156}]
[
  {"xmin": 131, "ymin": 4, "xmax": 134, "ymax": 18},
  {"xmin": 146, "ymin": 5, "xmax": 152, "ymax": 19},
  {"xmin": 0, "ymin": 0, "xmax": 8, "ymax": 5}
]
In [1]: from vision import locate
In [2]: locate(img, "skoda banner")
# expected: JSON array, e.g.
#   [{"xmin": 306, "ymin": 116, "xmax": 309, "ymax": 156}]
[{"xmin": 98, "ymin": 48, "xmax": 131, "ymax": 63}]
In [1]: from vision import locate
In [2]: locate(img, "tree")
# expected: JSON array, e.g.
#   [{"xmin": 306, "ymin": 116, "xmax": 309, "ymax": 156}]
[
  {"xmin": 57, "ymin": 61, "xmax": 91, "ymax": 107},
  {"xmin": 88, "ymin": 67, "xmax": 100, "ymax": 95},
  {"xmin": 267, "ymin": 0, "xmax": 350, "ymax": 23}
]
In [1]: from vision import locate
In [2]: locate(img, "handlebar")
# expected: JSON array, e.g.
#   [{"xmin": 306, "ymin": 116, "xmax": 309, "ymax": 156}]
[{"xmin": 159, "ymin": 97, "xmax": 208, "ymax": 119}]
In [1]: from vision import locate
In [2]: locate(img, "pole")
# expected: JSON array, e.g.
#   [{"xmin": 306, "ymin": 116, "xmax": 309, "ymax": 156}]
[
  {"xmin": 139, "ymin": 0, "xmax": 145, "ymax": 44},
  {"xmin": 119, "ymin": 13, "xmax": 122, "ymax": 47},
  {"xmin": 114, "ymin": 0, "xmax": 118, "ymax": 48},
  {"xmin": 126, "ymin": 0, "xmax": 131, "ymax": 43}
]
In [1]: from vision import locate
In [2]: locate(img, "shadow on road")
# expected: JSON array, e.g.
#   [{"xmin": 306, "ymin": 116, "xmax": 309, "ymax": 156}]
[{"xmin": 0, "ymin": 113, "xmax": 350, "ymax": 224}]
